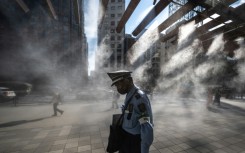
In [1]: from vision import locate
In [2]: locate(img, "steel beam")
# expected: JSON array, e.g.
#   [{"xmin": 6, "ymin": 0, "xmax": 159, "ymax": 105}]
[
  {"xmin": 188, "ymin": 6, "xmax": 220, "ymax": 24},
  {"xmin": 212, "ymin": 4, "xmax": 244, "ymax": 23},
  {"xmin": 156, "ymin": 1, "xmax": 203, "ymax": 33},
  {"xmin": 15, "ymin": 0, "xmax": 29, "ymax": 13},
  {"xmin": 46, "ymin": 0, "xmax": 58, "ymax": 20},
  {"xmin": 201, "ymin": 0, "xmax": 237, "ymax": 8},
  {"xmin": 116, "ymin": 0, "xmax": 141, "ymax": 33},
  {"xmin": 197, "ymin": 16, "xmax": 229, "ymax": 34},
  {"xmin": 201, "ymin": 28, "xmax": 245, "ymax": 51},
  {"xmin": 132, "ymin": 0, "xmax": 171, "ymax": 36},
  {"xmin": 201, "ymin": 23, "xmax": 245, "ymax": 48},
  {"xmin": 199, "ymin": 1, "xmax": 244, "ymax": 23}
]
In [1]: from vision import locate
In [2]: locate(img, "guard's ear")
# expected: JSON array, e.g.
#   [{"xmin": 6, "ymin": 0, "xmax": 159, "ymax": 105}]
[{"xmin": 123, "ymin": 78, "xmax": 130, "ymax": 84}]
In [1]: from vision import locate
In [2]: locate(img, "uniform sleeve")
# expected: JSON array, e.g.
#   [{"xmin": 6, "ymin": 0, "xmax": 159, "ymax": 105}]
[
  {"xmin": 137, "ymin": 101, "xmax": 154, "ymax": 153},
  {"xmin": 140, "ymin": 122, "xmax": 153, "ymax": 153}
]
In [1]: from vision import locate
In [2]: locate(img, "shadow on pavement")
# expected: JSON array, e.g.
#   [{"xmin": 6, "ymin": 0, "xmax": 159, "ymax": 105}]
[
  {"xmin": 0, "ymin": 116, "xmax": 52, "ymax": 128},
  {"xmin": 207, "ymin": 101, "xmax": 245, "ymax": 116},
  {"xmin": 221, "ymin": 102, "xmax": 245, "ymax": 114}
]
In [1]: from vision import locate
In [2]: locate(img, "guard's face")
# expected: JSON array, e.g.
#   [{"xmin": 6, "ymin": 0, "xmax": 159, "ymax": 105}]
[{"xmin": 114, "ymin": 79, "xmax": 128, "ymax": 94}]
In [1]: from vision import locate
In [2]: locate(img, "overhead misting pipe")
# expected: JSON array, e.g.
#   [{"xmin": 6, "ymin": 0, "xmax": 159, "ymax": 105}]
[
  {"xmin": 201, "ymin": 23, "xmax": 245, "ymax": 43},
  {"xmin": 15, "ymin": 0, "xmax": 29, "ymax": 13},
  {"xmin": 46, "ymin": 0, "xmax": 58, "ymax": 20},
  {"xmin": 170, "ymin": 0, "xmax": 221, "ymax": 23}
]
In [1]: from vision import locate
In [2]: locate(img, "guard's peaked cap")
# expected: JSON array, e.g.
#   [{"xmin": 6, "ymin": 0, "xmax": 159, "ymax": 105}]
[{"xmin": 107, "ymin": 70, "xmax": 132, "ymax": 86}]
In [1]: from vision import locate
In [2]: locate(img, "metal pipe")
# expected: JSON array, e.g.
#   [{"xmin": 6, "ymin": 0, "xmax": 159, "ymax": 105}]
[
  {"xmin": 46, "ymin": 0, "xmax": 58, "ymax": 20},
  {"xmin": 15, "ymin": 0, "xmax": 29, "ymax": 13}
]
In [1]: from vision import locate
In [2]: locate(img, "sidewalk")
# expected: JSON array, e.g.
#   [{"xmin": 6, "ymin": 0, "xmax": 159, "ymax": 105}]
[
  {"xmin": 0, "ymin": 96, "xmax": 245, "ymax": 153},
  {"xmin": 221, "ymin": 97, "xmax": 245, "ymax": 109}
]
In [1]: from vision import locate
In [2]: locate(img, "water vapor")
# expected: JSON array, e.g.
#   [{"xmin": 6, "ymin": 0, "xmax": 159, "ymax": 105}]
[
  {"xmin": 127, "ymin": 29, "xmax": 160, "ymax": 65},
  {"xmin": 206, "ymin": 34, "xmax": 225, "ymax": 56},
  {"xmin": 95, "ymin": 37, "xmax": 113, "ymax": 69},
  {"xmin": 157, "ymin": 21, "xmax": 233, "ymax": 100},
  {"xmin": 232, "ymin": 38, "xmax": 245, "ymax": 88}
]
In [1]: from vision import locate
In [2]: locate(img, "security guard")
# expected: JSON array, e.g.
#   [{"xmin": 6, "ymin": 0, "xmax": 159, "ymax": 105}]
[{"xmin": 107, "ymin": 70, "xmax": 153, "ymax": 153}]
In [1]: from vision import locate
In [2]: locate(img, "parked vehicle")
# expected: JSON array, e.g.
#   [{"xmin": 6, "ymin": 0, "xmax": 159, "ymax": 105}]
[
  {"xmin": 0, "ymin": 87, "xmax": 16, "ymax": 102},
  {"xmin": 0, "ymin": 82, "xmax": 32, "ymax": 97}
]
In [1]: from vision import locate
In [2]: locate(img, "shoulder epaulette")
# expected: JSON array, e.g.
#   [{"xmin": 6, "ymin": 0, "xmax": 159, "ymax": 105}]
[{"xmin": 135, "ymin": 90, "xmax": 142, "ymax": 99}]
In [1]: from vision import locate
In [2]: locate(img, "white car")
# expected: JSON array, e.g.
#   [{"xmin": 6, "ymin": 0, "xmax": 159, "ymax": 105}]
[{"xmin": 0, "ymin": 87, "xmax": 16, "ymax": 102}]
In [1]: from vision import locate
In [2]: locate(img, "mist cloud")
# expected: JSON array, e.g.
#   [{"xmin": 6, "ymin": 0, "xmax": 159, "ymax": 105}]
[
  {"xmin": 156, "ymin": 20, "xmax": 235, "ymax": 99},
  {"xmin": 127, "ymin": 29, "xmax": 160, "ymax": 65}
]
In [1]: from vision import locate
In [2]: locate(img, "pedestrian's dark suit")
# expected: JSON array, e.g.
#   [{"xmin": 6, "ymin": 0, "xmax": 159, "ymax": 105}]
[{"xmin": 52, "ymin": 93, "xmax": 64, "ymax": 116}]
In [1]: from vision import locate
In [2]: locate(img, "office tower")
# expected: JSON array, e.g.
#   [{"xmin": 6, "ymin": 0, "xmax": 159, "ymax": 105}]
[{"xmin": 97, "ymin": 0, "xmax": 125, "ymax": 71}]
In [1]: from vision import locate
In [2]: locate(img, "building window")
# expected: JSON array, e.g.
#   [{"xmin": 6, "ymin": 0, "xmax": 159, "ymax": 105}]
[
  {"xmin": 111, "ymin": 6, "xmax": 115, "ymax": 10},
  {"xmin": 117, "ymin": 56, "xmax": 121, "ymax": 63},
  {"xmin": 111, "ymin": 44, "xmax": 115, "ymax": 48},
  {"xmin": 111, "ymin": 21, "xmax": 115, "ymax": 26},
  {"xmin": 110, "ymin": 29, "xmax": 115, "ymax": 33},
  {"xmin": 118, "ymin": 0, "xmax": 122, "ymax": 2},
  {"xmin": 117, "ymin": 44, "xmax": 122, "ymax": 48},
  {"xmin": 118, "ymin": 6, "xmax": 122, "ymax": 9},
  {"xmin": 117, "ymin": 36, "xmax": 121, "ymax": 40},
  {"xmin": 118, "ymin": 13, "xmax": 122, "ymax": 17},
  {"xmin": 111, "ymin": 36, "xmax": 115, "ymax": 41},
  {"xmin": 111, "ymin": 0, "xmax": 115, "ymax": 2},
  {"xmin": 111, "ymin": 14, "xmax": 115, "ymax": 18}
]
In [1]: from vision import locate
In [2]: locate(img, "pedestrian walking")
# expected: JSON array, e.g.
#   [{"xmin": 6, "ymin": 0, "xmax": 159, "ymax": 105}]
[
  {"xmin": 213, "ymin": 88, "xmax": 221, "ymax": 106},
  {"xmin": 51, "ymin": 92, "xmax": 64, "ymax": 116},
  {"xmin": 107, "ymin": 70, "xmax": 154, "ymax": 153},
  {"xmin": 206, "ymin": 86, "xmax": 213, "ymax": 108}
]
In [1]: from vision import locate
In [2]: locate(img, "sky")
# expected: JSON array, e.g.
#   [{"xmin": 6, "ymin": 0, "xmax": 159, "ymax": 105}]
[{"xmin": 84, "ymin": 0, "xmax": 245, "ymax": 75}]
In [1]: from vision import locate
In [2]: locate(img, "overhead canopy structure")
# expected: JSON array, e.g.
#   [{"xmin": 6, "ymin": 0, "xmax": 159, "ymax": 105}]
[
  {"xmin": 131, "ymin": 0, "xmax": 171, "ymax": 36},
  {"xmin": 108, "ymin": 0, "xmax": 245, "ymax": 54},
  {"xmin": 116, "ymin": 0, "xmax": 141, "ymax": 33}
]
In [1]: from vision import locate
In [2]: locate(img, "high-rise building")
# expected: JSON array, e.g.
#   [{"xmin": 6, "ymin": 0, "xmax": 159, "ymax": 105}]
[
  {"xmin": 97, "ymin": 0, "xmax": 125, "ymax": 71},
  {"xmin": 52, "ymin": 0, "xmax": 88, "ymax": 87},
  {"xmin": 0, "ymin": 0, "xmax": 88, "ymax": 89}
]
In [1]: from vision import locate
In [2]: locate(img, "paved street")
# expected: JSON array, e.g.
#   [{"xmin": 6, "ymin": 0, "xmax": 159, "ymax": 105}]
[{"xmin": 0, "ymin": 95, "xmax": 245, "ymax": 153}]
